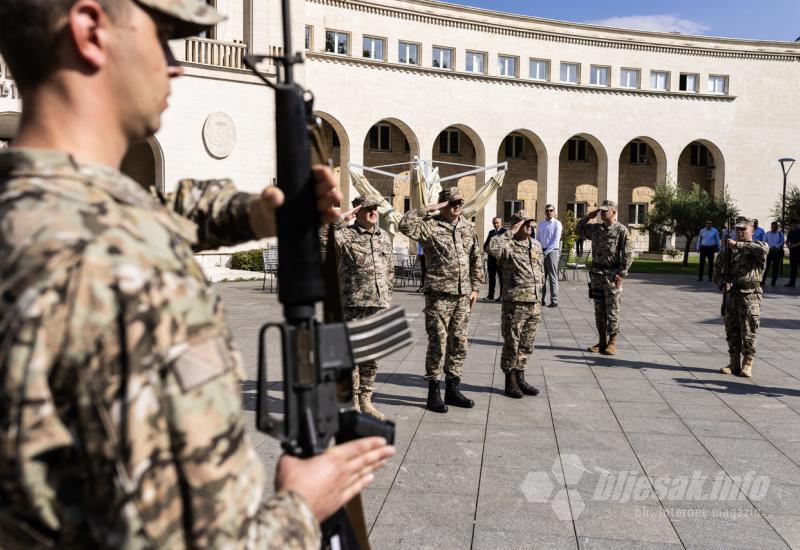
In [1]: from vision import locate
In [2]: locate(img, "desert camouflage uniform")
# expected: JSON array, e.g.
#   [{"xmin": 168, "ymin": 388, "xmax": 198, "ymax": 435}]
[
  {"xmin": 399, "ymin": 208, "xmax": 483, "ymax": 381},
  {"xmin": 333, "ymin": 223, "xmax": 394, "ymax": 395},
  {"xmin": 488, "ymin": 232, "xmax": 545, "ymax": 373},
  {"xmin": 0, "ymin": 149, "xmax": 319, "ymax": 549},
  {"xmin": 578, "ymin": 218, "xmax": 633, "ymax": 338},
  {"xmin": 712, "ymin": 240, "xmax": 768, "ymax": 358}
]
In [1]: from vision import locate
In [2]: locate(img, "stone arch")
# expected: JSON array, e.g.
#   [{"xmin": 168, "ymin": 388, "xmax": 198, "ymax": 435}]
[
  {"xmin": 618, "ymin": 136, "xmax": 667, "ymax": 225},
  {"xmin": 432, "ymin": 123, "xmax": 487, "ymax": 202},
  {"xmin": 558, "ymin": 133, "xmax": 608, "ymax": 219},
  {"xmin": 313, "ymin": 111, "xmax": 350, "ymax": 198},
  {"xmin": 121, "ymin": 136, "xmax": 164, "ymax": 192},
  {"xmin": 362, "ymin": 117, "xmax": 420, "ymax": 212},
  {"xmin": 496, "ymin": 129, "xmax": 547, "ymax": 221},
  {"xmin": 677, "ymin": 139, "xmax": 726, "ymax": 197}
]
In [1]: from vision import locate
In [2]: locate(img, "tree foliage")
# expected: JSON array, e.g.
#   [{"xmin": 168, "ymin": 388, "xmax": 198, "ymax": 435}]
[
  {"xmin": 643, "ymin": 181, "xmax": 739, "ymax": 266},
  {"xmin": 771, "ymin": 185, "xmax": 800, "ymax": 228},
  {"xmin": 561, "ymin": 210, "xmax": 578, "ymax": 255}
]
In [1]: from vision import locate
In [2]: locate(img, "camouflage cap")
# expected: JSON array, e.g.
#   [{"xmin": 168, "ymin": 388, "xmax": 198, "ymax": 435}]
[
  {"xmin": 438, "ymin": 188, "xmax": 464, "ymax": 203},
  {"xmin": 598, "ymin": 200, "xmax": 617, "ymax": 211},
  {"xmin": 352, "ymin": 195, "xmax": 382, "ymax": 209},
  {"xmin": 735, "ymin": 216, "xmax": 753, "ymax": 229},
  {"xmin": 509, "ymin": 210, "xmax": 535, "ymax": 224},
  {"xmin": 134, "ymin": 0, "xmax": 225, "ymax": 38}
]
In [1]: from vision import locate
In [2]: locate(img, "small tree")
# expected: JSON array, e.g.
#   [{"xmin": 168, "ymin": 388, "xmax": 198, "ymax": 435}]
[
  {"xmin": 771, "ymin": 185, "xmax": 800, "ymax": 229},
  {"xmin": 644, "ymin": 181, "xmax": 739, "ymax": 266},
  {"xmin": 561, "ymin": 210, "xmax": 578, "ymax": 255}
]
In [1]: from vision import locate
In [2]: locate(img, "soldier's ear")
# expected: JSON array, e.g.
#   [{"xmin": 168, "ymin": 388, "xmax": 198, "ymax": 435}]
[{"xmin": 68, "ymin": 0, "xmax": 113, "ymax": 71}]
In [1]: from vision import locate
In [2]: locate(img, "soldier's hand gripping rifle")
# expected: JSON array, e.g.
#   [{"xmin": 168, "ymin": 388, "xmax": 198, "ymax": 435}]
[{"xmin": 243, "ymin": 2, "xmax": 412, "ymax": 548}]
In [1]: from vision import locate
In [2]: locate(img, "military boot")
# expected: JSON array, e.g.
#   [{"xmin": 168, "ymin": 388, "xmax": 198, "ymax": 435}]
[
  {"xmin": 602, "ymin": 336, "xmax": 617, "ymax": 356},
  {"xmin": 515, "ymin": 370, "xmax": 540, "ymax": 396},
  {"xmin": 444, "ymin": 376, "xmax": 475, "ymax": 408},
  {"xmin": 359, "ymin": 391, "xmax": 386, "ymax": 421},
  {"xmin": 740, "ymin": 356, "xmax": 754, "ymax": 378},
  {"xmin": 588, "ymin": 332, "xmax": 607, "ymax": 353},
  {"xmin": 720, "ymin": 353, "xmax": 741, "ymax": 375},
  {"xmin": 504, "ymin": 371, "xmax": 523, "ymax": 399},
  {"xmin": 426, "ymin": 380, "xmax": 448, "ymax": 413}
]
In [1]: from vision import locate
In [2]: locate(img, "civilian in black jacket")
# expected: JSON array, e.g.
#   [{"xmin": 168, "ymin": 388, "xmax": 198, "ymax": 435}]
[{"xmin": 484, "ymin": 217, "xmax": 507, "ymax": 300}]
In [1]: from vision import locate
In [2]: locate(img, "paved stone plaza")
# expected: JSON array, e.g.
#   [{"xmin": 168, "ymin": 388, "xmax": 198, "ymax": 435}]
[{"xmin": 218, "ymin": 275, "xmax": 800, "ymax": 549}]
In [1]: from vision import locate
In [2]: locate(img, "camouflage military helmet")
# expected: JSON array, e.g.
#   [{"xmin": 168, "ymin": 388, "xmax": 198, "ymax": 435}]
[
  {"xmin": 509, "ymin": 210, "xmax": 535, "ymax": 224},
  {"xmin": 134, "ymin": 0, "xmax": 225, "ymax": 38},
  {"xmin": 735, "ymin": 216, "xmax": 754, "ymax": 229},
  {"xmin": 598, "ymin": 200, "xmax": 617, "ymax": 212},
  {"xmin": 352, "ymin": 195, "xmax": 382, "ymax": 209},
  {"xmin": 438, "ymin": 188, "xmax": 464, "ymax": 204}
]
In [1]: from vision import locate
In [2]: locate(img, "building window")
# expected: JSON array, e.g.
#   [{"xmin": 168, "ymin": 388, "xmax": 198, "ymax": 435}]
[
  {"xmin": 332, "ymin": 132, "xmax": 340, "ymax": 148},
  {"xmin": 504, "ymin": 200, "xmax": 524, "ymax": 221},
  {"xmin": 708, "ymin": 75, "xmax": 728, "ymax": 94},
  {"xmin": 466, "ymin": 51, "xmax": 486, "ymax": 74},
  {"xmin": 691, "ymin": 143, "xmax": 710, "ymax": 166},
  {"xmin": 629, "ymin": 142, "xmax": 648, "ymax": 165},
  {"xmin": 362, "ymin": 36, "xmax": 385, "ymax": 60},
  {"xmin": 679, "ymin": 73, "xmax": 698, "ymax": 92},
  {"xmin": 628, "ymin": 203, "xmax": 648, "ymax": 225},
  {"xmin": 620, "ymin": 68, "xmax": 640, "ymax": 89},
  {"xmin": 439, "ymin": 130, "xmax": 459, "ymax": 155},
  {"xmin": 305, "ymin": 26, "xmax": 312, "ymax": 50},
  {"xmin": 566, "ymin": 202, "xmax": 587, "ymax": 218},
  {"xmin": 399, "ymin": 41, "xmax": 419, "ymax": 65},
  {"xmin": 529, "ymin": 59, "xmax": 549, "ymax": 81},
  {"xmin": 325, "ymin": 30, "xmax": 349, "ymax": 55},
  {"xmin": 650, "ymin": 70, "xmax": 669, "ymax": 91},
  {"xmin": 403, "ymin": 197, "xmax": 411, "ymax": 213},
  {"xmin": 504, "ymin": 135, "xmax": 524, "ymax": 159},
  {"xmin": 567, "ymin": 138, "xmax": 588, "ymax": 162},
  {"xmin": 560, "ymin": 62, "xmax": 579, "ymax": 84},
  {"xmin": 433, "ymin": 46, "xmax": 453, "ymax": 69},
  {"xmin": 498, "ymin": 55, "xmax": 518, "ymax": 77},
  {"xmin": 369, "ymin": 124, "xmax": 391, "ymax": 152},
  {"xmin": 589, "ymin": 65, "xmax": 609, "ymax": 87}
]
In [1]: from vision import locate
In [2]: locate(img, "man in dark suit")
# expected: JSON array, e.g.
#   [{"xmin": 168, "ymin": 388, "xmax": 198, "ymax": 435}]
[{"xmin": 484, "ymin": 216, "xmax": 507, "ymax": 300}]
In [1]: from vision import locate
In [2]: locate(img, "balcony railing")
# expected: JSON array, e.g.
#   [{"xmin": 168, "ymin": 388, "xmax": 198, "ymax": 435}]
[{"xmin": 184, "ymin": 37, "xmax": 247, "ymax": 70}]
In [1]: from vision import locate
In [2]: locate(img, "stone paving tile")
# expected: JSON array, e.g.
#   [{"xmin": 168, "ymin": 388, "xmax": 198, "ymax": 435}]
[{"xmin": 215, "ymin": 275, "xmax": 800, "ymax": 548}]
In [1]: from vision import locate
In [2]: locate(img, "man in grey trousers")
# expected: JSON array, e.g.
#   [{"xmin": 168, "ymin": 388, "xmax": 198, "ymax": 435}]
[{"xmin": 537, "ymin": 204, "xmax": 563, "ymax": 307}]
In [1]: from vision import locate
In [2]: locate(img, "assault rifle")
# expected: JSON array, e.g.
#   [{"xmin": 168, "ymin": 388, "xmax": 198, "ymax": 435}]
[
  {"xmin": 721, "ymin": 241, "xmax": 732, "ymax": 316},
  {"xmin": 243, "ymin": 1, "xmax": 412, "ymax": 548}
]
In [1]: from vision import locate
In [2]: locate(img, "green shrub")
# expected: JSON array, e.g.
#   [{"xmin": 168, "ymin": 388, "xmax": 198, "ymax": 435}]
[{"xmin": 230, "ymin": 249, "xmax": 264, "ymax": 272}]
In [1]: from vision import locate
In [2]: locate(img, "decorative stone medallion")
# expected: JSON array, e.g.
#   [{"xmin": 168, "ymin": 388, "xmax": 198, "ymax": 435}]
[{"xmin": 202, "ymin": 112, "xmax": 236, "ymax": 159}]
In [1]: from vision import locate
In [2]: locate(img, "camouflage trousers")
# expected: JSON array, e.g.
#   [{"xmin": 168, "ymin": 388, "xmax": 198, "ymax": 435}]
[
  {"xmin": 424, "ymin": 292, "xmax": 472, "ymax": 381},
  {"xmin": 590, "ymin": 271, "xmax": 623, "ymax": 338},
  {"xmin": 345, "ymin": 306, "xmax": 384, "ymax": 395},
  {"xmin": 724, "ymin": 293, "xmax": 761, "ymax": 357},
  {"xmin": 500, "ymin": 301, "xmax": 542, "ymax": 373}
]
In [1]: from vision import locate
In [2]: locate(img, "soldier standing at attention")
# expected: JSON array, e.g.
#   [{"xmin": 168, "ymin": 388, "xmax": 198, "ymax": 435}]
[
  {"xmin": 579, "ymin": 200, "xmax": 633, "ymax": 356},
  {"xmin": 332, "ymin": 196, "xmax": 394, "ymax": 420},
  {"xmin": 713, "ymin": 217, "xmax": 768, "ymax": 377},
  {"xmin": 488, "ymin": 211, "xmax": 544, "ymax": 399},
  {"xmin": 0, "ymin": 0, "xmax": 393, "ymax": 546},
  {"xmin": 400, "ymin": 188, "xmax": 484, "ymax": 413}
]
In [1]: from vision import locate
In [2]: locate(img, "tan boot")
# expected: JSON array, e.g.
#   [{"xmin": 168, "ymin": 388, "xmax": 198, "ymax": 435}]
[
  {"xmin": 740, "ymin": 356, "xmax": 754, "ymax": 378},
  {"xmin": 601, "ymin": 336, "xmax": 617, "ymax": 355},
  {"xmin": 359, "ymin": 391, "xmax": 386, "ymax": 421},
  {"xmin": 720, "ymin": 353, "xmax": 741, "ymax": 375},
  {"xmin": 588, "ymin": 332, "xmax": 607, "ymax": 353}
]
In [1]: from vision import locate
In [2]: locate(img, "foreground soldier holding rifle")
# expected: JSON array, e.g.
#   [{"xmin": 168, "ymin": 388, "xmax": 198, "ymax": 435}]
[{"xmin": 0, "ymin": 0, "xmax": 396, "ymax": 547}]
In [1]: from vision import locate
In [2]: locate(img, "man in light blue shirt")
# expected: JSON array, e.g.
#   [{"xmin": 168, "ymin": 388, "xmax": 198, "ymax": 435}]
[
  {"xmin": 762, "ymin": 221, "xmax": 785, "ymax": 286},
  {"xmin": 696, "ymin": 220, "xmax": 721, "ymax": 281},
  {"xmin": 536, "ymin": 204, "xmax": 562, "ymax": 307},
  {"xmin": 752, "ymin": 219, "xmax": 766, "ymax": 242}
]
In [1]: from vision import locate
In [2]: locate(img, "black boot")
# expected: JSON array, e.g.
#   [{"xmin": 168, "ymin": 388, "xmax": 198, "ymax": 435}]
[
  {"xmin": 504, "ymin": 371, "xmax": 523, "ymax": 399},
  {"xmin": 444, "ymin": 377, "xmax": 474, "ymax": 408},
  {"xmin": 426, "ymin": 380, "xmax": 448, "ymax": 413},
  {"xmin": 515, "ymin": 370, "xmax": 540, "ymax": 396}
]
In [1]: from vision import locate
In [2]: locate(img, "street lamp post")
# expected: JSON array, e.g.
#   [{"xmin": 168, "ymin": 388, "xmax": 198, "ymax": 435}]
[{"xmin": 779, "ymin": 158, "xmax": 795, "ymax": 233}]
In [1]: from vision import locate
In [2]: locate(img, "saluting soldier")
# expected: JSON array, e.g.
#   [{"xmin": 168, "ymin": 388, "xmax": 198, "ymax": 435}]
[
  {"xmin": 713, "ymin": 217, "xmax": 768, "ymax": 377},
  {"xmin": 488, "ymin": 211, "xmax": 544, "ymax": 399},
  {"xmin": 332, "ymin": 195, "xmax": 394, "ymax": 420},
  {"xmin": 399, "ymin": 188, "xmax": 484, "ymax": 413},
  {"xmin": 578, "ymin": 200, "xmax": 633, "ymax": 355}
]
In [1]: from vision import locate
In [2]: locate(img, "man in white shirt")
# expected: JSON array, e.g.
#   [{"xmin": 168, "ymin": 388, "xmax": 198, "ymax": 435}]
[
  {"xmin": 537, "ymin": 204, "xmax": 563, "ymax": 307},
  {"xmin": 762, "ymin": 221, "xmax": 785, "ymax": 286}
]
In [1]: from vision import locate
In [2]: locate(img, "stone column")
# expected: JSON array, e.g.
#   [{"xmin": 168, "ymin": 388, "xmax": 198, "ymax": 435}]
[{"xmin": 605, "ymin": 154, "xmax": 620, "ymax": 204}]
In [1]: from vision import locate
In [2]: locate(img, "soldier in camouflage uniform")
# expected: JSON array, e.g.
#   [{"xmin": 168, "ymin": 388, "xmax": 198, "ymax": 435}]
[
  {"xmin": 0, "ymin": 1, "xmax": 393, "ymax": 547},
  {"xmin": 578, "ymin": 200, "xmax": 633, "ymax": 355},
  {"xmin": 332, "ymin": 195, "xmax": 394, "ymax": 420},
  {"xmin": 713, "ymin": 217, "xmax": 768, "ymax": 377},
  {"xmin": 488, "ymin": 211, "xmax": 544, "ymax": 399},
  {"xmin": 399, "ymin": 188, "xmax": 484, "ymax": 412}
]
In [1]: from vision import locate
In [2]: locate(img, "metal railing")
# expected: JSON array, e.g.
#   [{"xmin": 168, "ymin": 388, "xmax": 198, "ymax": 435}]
[{"xmin": 184, "ymin": 37, "xmax": 247, "ymax": 70}]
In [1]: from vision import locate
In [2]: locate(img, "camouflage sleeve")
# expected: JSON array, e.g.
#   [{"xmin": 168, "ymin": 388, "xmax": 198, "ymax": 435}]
[
  {"xmin": 163, "ymin": 179, "xmax": 256, "ymax": 252},
  {"xmin": 712, "ymin": 251, "xmax": 726, "ymax": 288},
  {"xmin": 619, "ymin": 227, "xmax": 633, "ymax": 277},
  {"xmin": 469, "ymin": 228, "xmax": 485, "ymax": 291},
  {"xmin": 487, "ymin": 231, "xmax": 512, "ymax": 260},
  {"xmin": 577, "ymin": 216, "xmax": 595, "ymax": 241},
  {"xmin": 384, "ymin": 233, "xmax": 395, "ymax": 297},
  {"xmin": 737, "ymin": 240, "xmax": 768, "ymax": 265},
  {"xmin": 398, "ymin": 207, "xmax": 429, "ymax": 241}
]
